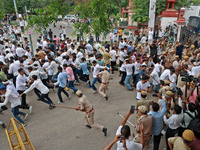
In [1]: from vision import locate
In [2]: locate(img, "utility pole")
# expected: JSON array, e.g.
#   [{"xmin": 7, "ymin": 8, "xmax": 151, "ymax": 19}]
[
  {"xmin": 25, "ymin": 6, "xmax": 34, "ymax": 57},
  {"xmin": 13, "ymin": 0, "xmax": 18, "ymax": 19}
]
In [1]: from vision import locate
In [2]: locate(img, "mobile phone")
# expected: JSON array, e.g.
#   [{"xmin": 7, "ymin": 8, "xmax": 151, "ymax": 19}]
[{"xmin": 130, "ymin": 105, "xmax": 135, "ymax": 114}]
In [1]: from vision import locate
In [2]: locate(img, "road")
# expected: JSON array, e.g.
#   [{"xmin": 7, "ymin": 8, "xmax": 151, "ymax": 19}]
[{"xmin": 0, "ymin": 22, "xmax": 165, "ymax": 150}]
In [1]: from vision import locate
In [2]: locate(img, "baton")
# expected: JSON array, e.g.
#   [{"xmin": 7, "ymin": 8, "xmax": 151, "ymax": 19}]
[
  {"xmin": 117, "ymin": 112, "xmax": 135, "ymax": 127},
  {"xmin": 55, "ymin": 105, "xmax": 76, "ymax": 110}
]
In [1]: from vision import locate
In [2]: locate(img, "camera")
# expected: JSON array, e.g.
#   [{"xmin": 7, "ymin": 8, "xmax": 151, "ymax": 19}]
[{"xmin": 171, "ymin": 87, "xmax": 183, "ymax": 96}]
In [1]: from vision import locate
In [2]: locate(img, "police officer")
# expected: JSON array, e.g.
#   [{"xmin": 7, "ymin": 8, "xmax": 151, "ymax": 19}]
[{"xmin": 75, "ymin": 90, "xmax": 107, "ymax": 136}]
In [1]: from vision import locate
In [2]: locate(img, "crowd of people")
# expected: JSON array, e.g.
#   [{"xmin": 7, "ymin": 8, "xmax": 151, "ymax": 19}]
[{"xmin": 0, "ymin": 21, "xmax": 200, "ymax": 150}]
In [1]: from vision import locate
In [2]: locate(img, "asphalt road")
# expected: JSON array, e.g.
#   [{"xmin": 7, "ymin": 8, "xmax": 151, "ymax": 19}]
[{"xmin": 0, "ymin": 22, "xmax": 165, "ymax": 150}]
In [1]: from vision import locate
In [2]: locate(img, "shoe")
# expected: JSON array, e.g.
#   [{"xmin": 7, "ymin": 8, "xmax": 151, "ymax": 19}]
[
  {"xmin": 29, "ymin": 106, "xmax": 32, "ymax": 114},
  {"xmin": 103, "ymin": 127, "xmax": 107, "ymax": 136},
  {"xmin": 37, "ymin": 98, "xmax": 41, "ymax": 101},
  {"xmin": 85, "ymin": 125, "xmax": 92, "ymax": 129},
  {"xmin": 74, "ymin": 81, "xmax": 80, "ymax": 85},
  {"xmin": 128, "ymin": 88, "xmax": 133, "ymax": 91},
  {"xmin": 49, "ymin": 104, "xmax": 55, "ymax": 109},
  {"xmin": 105, "ymin": 96, "xmax": 109, "ymax": 101},
  {"xmin": 68, "ymin": 96, "xmax": 71, "ymax": 100},
  {"xmin": 1, "ymin": 123, "xmax": 5, "ymax": 128},
  {"xmin": 119, "ymin": 82, "xmax": 124, "ymax": 86},
  {"xmin": 23, "ymin": 113, "xmax": 28, "ymax": 120},
  {"xmin": 57, "ymin": 101, "xmax": 63, "ymax": 104},
  {"xmin": 93, "ymin": 90, "xmax": 97, "ymax": 94},
  {"xmin": 22, "ymin": 123, "xmax": 27, "ymax": 127},
  {"xmin": 86, "ymin": 80, "xmax": 90, "ymax": 85}
]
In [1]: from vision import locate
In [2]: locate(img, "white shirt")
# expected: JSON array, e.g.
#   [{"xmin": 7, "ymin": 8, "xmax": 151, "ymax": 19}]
[
  {"xmin": 191, "ymin": 66, "xmax": 200, "ymax": 77},
  {"xmin": 124, "ymin": 63, "xmax": 135, "ymax": 75},
  {"xmin": 5, "ymin": 53, "xmax": 14, "ymax": 61},
  {"xmin": 141, "ymin": 36, "xmax": 147, "ymax": 44},
  {"xmin": 68, "ymin": 48, "xmax": 77, "ymax": 55},
  {"xmin": 43, "ymin": 41, "xmax": 48, "ymax": 49},
  {"xmin": 0, "ymin": 88, "xmax": 21, "ymax": 108},
  {"xmin": 46, "ymin": 61, "xmax": 58, "ymax": 75},
  {"xmin": 109, "ymin": 50, "xmax": 117, "ymax": 62},
  {"xmin": 24, "ymin": 79, "xmax": 49, "ymax": 94},
  {"xmin": 55, "ymin": 56, "xmax": 63, "ymax": 64},
  {"xmin": 120, "ymin": 63, "xmax": 126, "ymax": 72},
  {"xmin": 119, "ymin": 42, "xmax": 125, "ymax": 49},
  {"xmin": 159, "ymin": 31, "xmax": 163, "ymax": 37},
  {"xmin": 116, "ymin": 126, "xmax": 143, "ymax": 150},
  {"xmin": 9, "ymin": 61, "xmax": 21, "ymax": 76},
  {"xmin": 86, "ymin": 43, "xmax": 92, "ymax": 54},
  {"xmin": 93, "ymin": 64, "xmax": 105, "ymax": 78},
  {"xmin": 151, "ymin": 70, "xmax": 160, "ymax": 85},
  {"xmin": 169, "ymin": 73, "xmax": 177, "ymax": 88},
  {"xmin": 119, "ymin": 51, "xmax": 125, "ymax": 61},
  {"xmin": 16, "ymin": 74, "xmax": 28, "ymax": 91},
  {"xmin": 25, "ymin": 51, "xmax": 32, "ymax": 59},
  {"xmin": 160, "ymin": 69, "xmax": 170, "ymax": 81},
  {"xmin": 136, "ymin": 81, "xmax": 150, "ymax": 100},
  {"xmin": 164, "ymin": 98, "xmax": 183, "ymax": 129},
  {"xmin": 110, "ymin": 33, "xmax": 114, "ymax": 40},
  {"xmin": 154, "ymin": 63, "xmax": 161, "ymax": 74},
  {"xmin": 76, "ymin": 52, "xmax": 83, "ymax": 59},
  {"xmin": 134, "ymin": 62, "xmax": 141, "ymax": 74},
  {"xmin": 16, "ymin": 47, "xmax": 25, "ymax": 57},
  {"xmin": 19, "ymin": 20, "xmax": 25, "ymax": 27},
  {"xmin": 148, "ymin": 31, "xmax": 154, "ymax": 39},
  {"xmin": 42, "ymin": 62, "xmax": 53, "ymax": 75}
]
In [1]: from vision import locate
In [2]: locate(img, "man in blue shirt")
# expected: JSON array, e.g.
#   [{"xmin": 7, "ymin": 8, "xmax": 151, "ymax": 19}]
[
  {"xmin": 51, "ymin": 66, "xmax": 70, "ymax": 104},
  {"xmin": 148, "ymin": 95, "xmax": 166, "ymax": 150},
  {"xmin": 77, "ymin": 57, "xmax": 90, "ymax": 85}
]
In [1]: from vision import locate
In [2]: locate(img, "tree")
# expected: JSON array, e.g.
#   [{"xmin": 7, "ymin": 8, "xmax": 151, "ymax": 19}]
[
  {"xmin": 73, "ymin": 0, "xmax": 113, "ymax": 38},
  {"xmin": 27, "ymin": 0, "xmax": 73, "ymax": 32}
]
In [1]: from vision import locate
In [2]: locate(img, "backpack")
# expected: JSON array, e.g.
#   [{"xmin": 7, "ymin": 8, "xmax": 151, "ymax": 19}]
[{"xmin": 188, "ymin": 116, "xmax": 200, "ymax": 138}]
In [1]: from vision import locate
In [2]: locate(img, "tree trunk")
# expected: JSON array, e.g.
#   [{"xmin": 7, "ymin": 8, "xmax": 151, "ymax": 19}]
[{"xmin": 116, "ymin": 0, "xmax": 122, "ymax": 16}]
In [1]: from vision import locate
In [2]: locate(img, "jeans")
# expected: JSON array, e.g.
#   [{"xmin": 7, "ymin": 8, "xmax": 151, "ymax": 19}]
[
  {"xmin": 106, "ymin": 64, "xmax": 110, "ymax": 73},
  {"xmin": 17, "ymin": 90, "xmax": 29, "ymax": 109},
  {"xmin": 152, "ymin": 84, "xmax": 160, "ymax": 93},
  {"xmin": 34, "ymin": 88, "xmax": 41, "ymax": 99},
  {"xmin": 11, "ymin": 106, "xmax": 25, "ymax": 124},
  {"xmin": 125, "ymin": 75, "xmax": 132, "ymax": 90},
  {"xmin": 134, "ymin": 74, "xmax": 140, "ymax": 86},
  {"xmin": 74, "ymin": 69, "xmax": 82, "ymax": 82},
  {"xmin": 153, "ymin": 134, "xmax": 161, "ymax": 150},
  {"xmin": 90, "ymin": 77, "xmax": 101, "ymax": 91},
  {"xmin": 57, "ymin": 87, "xmax": 69, "ymax": 102},
  {"xmin": 40, "ymin": 93, "xmax": 53, "ymax": 105},
  {"xmin": 68, "ymin": 81, "xmax": 78, "ymax": 93},
  {"xmin": 52, "ymin": 73, "xmax": 58, "ymax": 82}
]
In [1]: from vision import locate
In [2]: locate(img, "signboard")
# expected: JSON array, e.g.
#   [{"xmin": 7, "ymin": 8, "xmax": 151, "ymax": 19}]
[{"xmin": 148, "ymin": 0, "xmax": 157, "ymax": 29}]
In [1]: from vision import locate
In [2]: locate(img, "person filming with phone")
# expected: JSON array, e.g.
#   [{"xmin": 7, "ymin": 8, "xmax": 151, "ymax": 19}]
[{"xmin": 104, "ymin": 108, "xmax": 144, "ymax": 150}]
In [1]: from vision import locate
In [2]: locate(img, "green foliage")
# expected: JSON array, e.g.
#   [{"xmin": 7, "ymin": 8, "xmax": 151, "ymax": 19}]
[
  {"xmin": 0, "ymin": 10, "xmax": 4, "ymax": 20},
  {"xmin": 27, "ymin": 0, "xmax": 73, "ymax": 33},
  {"xmin": 132, "ymin": 0, "xmax": 150, "ymax": 23},
  {"xmin": 73, "ymin": 0, "xmax": 112, "ymax": 37}
]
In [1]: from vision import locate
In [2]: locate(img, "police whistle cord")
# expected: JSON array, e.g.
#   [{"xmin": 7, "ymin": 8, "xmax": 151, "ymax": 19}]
[
  {"xmin": 55, "ymin": 105, "xmax": 76, "ymax": 110},
  {"xmin": 117, "ymin": 112, "xmax": 135, "ymax": 127}
]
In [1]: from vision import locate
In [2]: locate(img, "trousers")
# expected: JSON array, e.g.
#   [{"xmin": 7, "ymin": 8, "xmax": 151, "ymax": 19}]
[
  {"xmin": 84, "ymin": 110, "xmax": 104, "ymax": 130},
  {"xmin": 99, "ymin": 84, "xmax": 109, "ymax": 98},
  {"xmin": 11, "ymin": 106, "xmax": 25, "ymax": 124},
  {"xmin": 17, "ymin": 90, "xmax": 29, "ymax": 109},
  {"xmin": 166, "ymin": 127, "xmax": 180, "ymax": 150},
  {"xmin": 57, "ymin": 87, "xmax": 69, "ymax": 102},
  {"xmin": 153, "ymin": 134, "xmax": 162, "ymax": 150}
]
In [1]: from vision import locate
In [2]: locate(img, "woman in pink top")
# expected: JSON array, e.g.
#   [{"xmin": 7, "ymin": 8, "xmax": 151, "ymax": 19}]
[{"xmin": 63, "ymin": 64, "xmax": 78, "ymax": 93}]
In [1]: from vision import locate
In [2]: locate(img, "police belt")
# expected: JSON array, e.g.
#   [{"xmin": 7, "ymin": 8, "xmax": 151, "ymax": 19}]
[{"xmin": 102, "ymin": 82, "xmax": 109, "ymax": 85}]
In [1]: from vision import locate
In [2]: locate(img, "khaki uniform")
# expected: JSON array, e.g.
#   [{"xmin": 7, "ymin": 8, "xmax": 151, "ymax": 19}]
[
  {"xmin": 168, "ymin": 137, "xmax": 191, "ymax": 150},
  {"xmin": 166, "ymin": 47, "xmax": 173, "ymax": 53},
  {"xmin": 78, "ymin": 95, "xmax": 104, "ymax": 130},
  {"xmin": 103, "ymin": 52, "xmax": 112, "ymax": 65},
  {"xmin": 183, "ymin": 50, "xmax": 192, "ymax": 57},
  {"xmin": 134, "ymin": 115, "xmax": 153, "ymax": 150},
  {"xmin": 181, "ymin": 60, "xmax": 190, "ymax": 66},
  {"xmin": 98, "ymin": 70, "xmax": 110, "ymax": 98}
]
